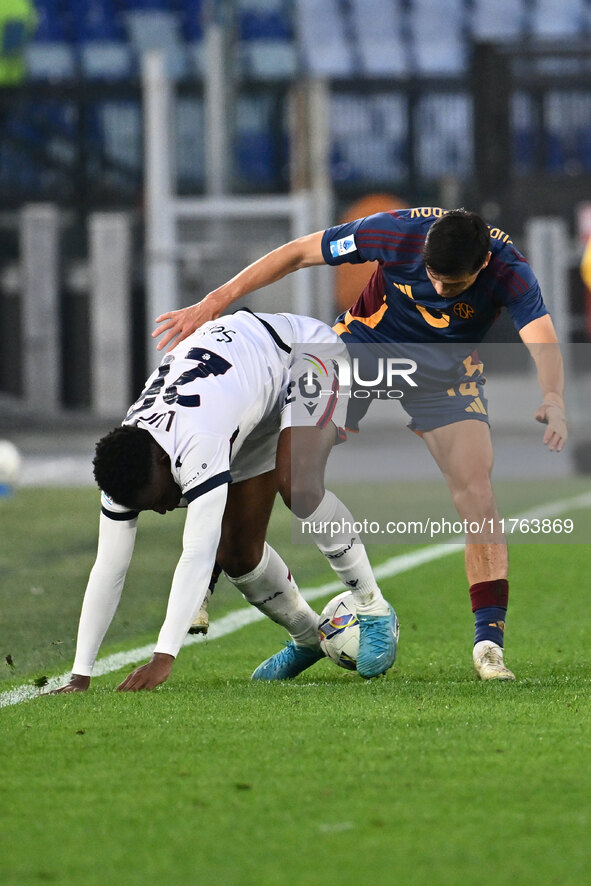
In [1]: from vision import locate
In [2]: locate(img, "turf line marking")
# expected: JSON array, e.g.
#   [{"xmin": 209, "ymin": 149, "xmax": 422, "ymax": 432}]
[{"xmin": 2, "ymin": 490, "xmax": 589, "ymax": 709}]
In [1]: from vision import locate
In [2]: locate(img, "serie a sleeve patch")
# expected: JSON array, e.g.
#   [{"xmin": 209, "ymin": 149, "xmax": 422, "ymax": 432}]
[{"xmin": 329, "ymin": 236, "xmax": 357, "ymax": 258}]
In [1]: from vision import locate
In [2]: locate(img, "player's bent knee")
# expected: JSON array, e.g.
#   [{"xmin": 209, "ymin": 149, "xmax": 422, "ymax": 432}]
[
  {"xmin": 451, "ymin": 475, "xmax": 496, "ymax": 515},
  {"xmin": 279, "ymin": 478, "xmax": 325, "ymax": 519}
]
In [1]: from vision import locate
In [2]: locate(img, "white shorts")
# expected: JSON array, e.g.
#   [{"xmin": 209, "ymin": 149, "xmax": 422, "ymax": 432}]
[{"xmin": 230, "ymin": 312, "xmax": 349, "ymax": 484}]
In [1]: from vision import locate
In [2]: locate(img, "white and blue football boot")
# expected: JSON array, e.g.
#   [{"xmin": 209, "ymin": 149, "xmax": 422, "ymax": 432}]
[
  {"xmin": 356, "ymin": 604, "xmax": 399, "ymax": 679},
  {"xmin": 251, "ymin": 641, "xmax": 325, "ymax": 680}
]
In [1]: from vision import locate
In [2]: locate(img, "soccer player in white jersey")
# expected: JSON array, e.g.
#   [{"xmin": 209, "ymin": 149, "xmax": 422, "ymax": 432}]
[{"xmin": 53, "ymin": 310, "xmax": 398, "ymax": 693}]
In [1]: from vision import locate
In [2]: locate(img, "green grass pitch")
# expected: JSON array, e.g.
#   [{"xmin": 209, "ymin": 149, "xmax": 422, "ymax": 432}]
[{"xmin": 1, "ymin": 485, "xmax": 590, "ymax": 886}]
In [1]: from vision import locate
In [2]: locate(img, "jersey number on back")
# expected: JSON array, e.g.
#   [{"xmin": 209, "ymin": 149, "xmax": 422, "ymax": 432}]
[{"xmin": 126, "ymin": 348, "xmax": 233, "ymax": 421}]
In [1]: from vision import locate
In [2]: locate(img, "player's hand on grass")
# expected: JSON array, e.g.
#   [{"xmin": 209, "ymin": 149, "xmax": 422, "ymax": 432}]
[
  {"xmin": 152, "ymin": 293, "xmax": 226, "ymax": 352},
  {"xmin": 116, "ymin": 653, "xmax": 174, "ymax": 691},
  {"xmin": 49, "ymin": 674, "xmax": 91, "ymax": 694},
  {"xmin": 535, "ymin": 398, "xmax": 568, "ymax": 451}
]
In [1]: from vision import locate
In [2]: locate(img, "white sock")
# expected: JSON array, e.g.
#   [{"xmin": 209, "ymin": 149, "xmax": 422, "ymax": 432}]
[
  {"xmin": 226, "ymin": 543, "xmax": 320, "ymax": 648},
  {"xmin": 298, "ymin": 491, "xmax": 389, "ymax": 615}
]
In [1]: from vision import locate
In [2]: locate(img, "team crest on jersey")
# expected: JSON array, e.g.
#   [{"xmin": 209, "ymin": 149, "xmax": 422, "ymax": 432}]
[
  {"xmin": 330, "ymin": 236, "xmax": 357, "ymax": 258},
  {"xmin": 453, "ymin": 302, "xmax": 475, "ymax": 320}
]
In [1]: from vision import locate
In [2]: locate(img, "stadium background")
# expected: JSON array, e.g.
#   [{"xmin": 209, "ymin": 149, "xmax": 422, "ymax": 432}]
[{"xmin": 0, "ymin": 0, "xmax": 589, "ymax": 490}]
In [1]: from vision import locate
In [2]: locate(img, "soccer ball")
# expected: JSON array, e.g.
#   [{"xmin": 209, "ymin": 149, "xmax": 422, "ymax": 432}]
[
  {"xmin": 318, "ymin": 592, "xmax": 360, "ymax": 671},
  {"xmin": 0, "ymin": 440, "xmax": 21, "ymax": 494}
]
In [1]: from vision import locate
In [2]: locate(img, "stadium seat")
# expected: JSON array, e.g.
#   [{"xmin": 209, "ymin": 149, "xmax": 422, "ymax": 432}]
[
  {"xmin": 124, "ymin": 10, "xmax": 188, "ymax": 79},
  {"xmin": 1, "ymin": 20, "xmax": 27, "ymax": 54},
  {"xmin": 530, "ymin": 0, "xmax": 587, "ymax": 38},
  {"xmin": 117, "ymin": 0, "xmax": 171, "ymax": 10},
  {"xmin": 25, "ymin": 43, "xmax": 77, "ymax": 80},
  {"xmin": 295, "ymin": 0, "xmax": 356, "ymax": 77},
  {"xmin": 70, "ymin": 0, "xmax": 126, "ymax": 43},
  {"xmin": 237, "ymin": 0, "xmax": 293, "ymax": 42},
  {"xmin": 185, "ymin": 41, "xmax": 204, "ymax": 77},
  {"xmin": 544, "ymin": 91, "xmax": 591, "ymax": 173},
  {"xmin": 512, "ymin": 93, "xmax": 537, "ymax": 173},
  {"xmin": 100, "ymin": 100, "xmax": 142, "ymax": 171},
  {"xmin": 329, "ymin": 93, "xmax": 407, "ymax": 184},
  {"xmin": 577, "ymin": 125, "xmax": 591, "ymax": 172},
  {"xmin": 238, "ymin": 39, "xmax": 297, "ymax": 78},
  {"xmin": 470, "ymin": 0, "xmax": 529, "ymax": 40},
  {"xmin": 408, "ymin": 0, "xmax": 468, "ymax": 75},
  {"xmin": 80, "ymin": 42, "xmax": 134, "ymax": 80},
  {"xmin": 177, "ymin": 0, "xmax": 204, "ymax": 77},
  {"xmin": 179, "ymin": 0, "xmax": 204, "ymax": 41},
  {"xmin": 415, "ymin": 94, "xmax": 472, "ymax": 179},
  {"xmin": 175, "ymin": 96, "xmax": 205, "ymax": 188},
  {"xmin": 349, "ymin": 0, "xmax": 410, "ymax": 76},
  {"xmin": 30, "ymin": 0, "xmax": 69, "ymax": 42},
  {"xmin": 235, "ymin": 94, "xmax": 279, "ymax": 185}
]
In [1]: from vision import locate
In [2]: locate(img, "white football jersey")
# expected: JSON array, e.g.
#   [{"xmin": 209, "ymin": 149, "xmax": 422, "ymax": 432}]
[
  {"xmin": 100, "ymin": 310, "xmax": 347, "ymax": 518},
  {"xmin": 124, "ymin": 311, "xmax": 292, "ymax": 501},
  {"xmin": 74, "ymin": 310, "xmax": 349, "ymax": 674}
]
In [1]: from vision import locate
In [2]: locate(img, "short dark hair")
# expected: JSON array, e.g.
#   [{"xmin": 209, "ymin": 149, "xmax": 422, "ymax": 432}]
[
  {"xmin": 423, "ymin": 210, "xmax": 491, "ymax": 275},
  {"xmin": 93, "ymin": 425, "xmax": 155, "ymax": 507}
]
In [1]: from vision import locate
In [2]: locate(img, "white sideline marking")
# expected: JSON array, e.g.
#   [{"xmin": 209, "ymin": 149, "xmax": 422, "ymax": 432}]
[{"xmin": 1, "ymin": 490, "xmax": 589, "ymax": 709}]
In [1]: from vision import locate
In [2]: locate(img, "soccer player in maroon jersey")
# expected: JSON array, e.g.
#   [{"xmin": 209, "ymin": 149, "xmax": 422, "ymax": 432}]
[{"xmin": 153, "ymin": 208, "xmax": 568, "ymax": 681}]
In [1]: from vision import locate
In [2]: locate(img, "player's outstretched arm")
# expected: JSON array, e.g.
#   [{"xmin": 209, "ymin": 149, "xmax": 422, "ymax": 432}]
[
  {"xmin": 49, "ymin": 674, "xmax": 91, "ymax": 694},
  {"xmin": 116, "ymin": 487, "xmax": 227, "ymax": 691},
  {"xmin": 116, "ymin": 653, "xmax": 174, "ymax": 691},
  {"xmin": 520, "ymin": 315, "xmax": 568, "ymax": 451},
  {"xmin": 48, "ymin": 511, "xmax": 138, "ymax": 694},
  {"xmin": 152, "ymin": 231, "xmax": 326, "ymax": 352}
]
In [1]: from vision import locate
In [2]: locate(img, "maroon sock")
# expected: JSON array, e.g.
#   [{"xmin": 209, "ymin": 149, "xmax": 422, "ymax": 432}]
[{"xmin": 469, "ymin": 579, "xmax": 509, "ymax": 612}]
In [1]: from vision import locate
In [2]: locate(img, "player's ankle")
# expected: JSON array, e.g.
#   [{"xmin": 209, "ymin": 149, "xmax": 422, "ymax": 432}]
[{"xmin": 355, "ymin": 592, "xmax": 390, "ymax": 617}]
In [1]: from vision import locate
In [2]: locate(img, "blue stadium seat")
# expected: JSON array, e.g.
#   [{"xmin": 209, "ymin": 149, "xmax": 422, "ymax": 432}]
[
  {"xmin": 544, "ymin": 92, "xmax": 591, "ymax": 173},
  {"xmin": 408, "ymin": 0, "xmax": 468, "ymax": 75},
  {"xmin": 350, "ymin": 0, "xmax": 410, "ymax": 77},
  {"xmin": 175, "ymin": 96, "xmax": 205, "ymax": 188},
  {"xmin": 295, "ymin": 0, "xmax": 356, "ymax": 77},
  {"xmin": 545, "ymin": 132, "xmax": 564, "ymax": 172},
  {"xmin": 31, "ymin": 0, "xmax": 69, "ymax": 42},
  {"xmin": 177, "ymin": 0, "xmax": 203, "ymax": 77},
  {"xmin": 0, "ymin": 143, "xmax": 43, "ymax": 194},
  {"xmin": 70, "ymin": 0, "xmax": 126, "ymax": 43},
  {"xmin": 99, "ymin": 100, "xmax": 142, "ymax": 171},
  {"xmin": 511, "ymin": 93, "xmax": 537, "ymax": 174},
  {"xmin": 185, "ymin": 41, "xmax": 204, "ymax": 76},
  {"xmin": 530, "ymin": 0, "xmax": 587, "ymax": 37},
  {"xmin": 577, "ymin": 125, "xmax": 591, "ymax": 172},
  {"xmin": 117, "ymin": 0, "xmax": 172, "ymax": 10},
  {"xmin": 470, "ymin": 0, "xmax": 529, "ymax": 40},
  {"xmin": 124, "ymin": 10, "xmax": 188, "ymax": 78},
  {"xmin": 2, "ymin": 20, "xmax": 27, "ymax": 54},
  {"xmin": 329, "ymin": 93, "xmax": 407, "ymax": 184},
  {"xmin": 236, "ymin": 1, "xmax": 294, "ymax": 79},
  {"xmin": 415, "ymin": 94, "xmax": 472, "ymax": 179},
  {"xmin": 237, "ymin": 0, "xmax": 292, "ymax": 42},
  {"xmin": 25, "ymin": 42, "xmax": 77, "ymax": 80},
  {"xmin": 80, "ymin": 41, "xmax": 134, "ymax": 79},
  {"xmin": 235, "ymin": 94, "xmax": 280, "ymax": 185},
  {"xmin": 179, "ymin": 0, "xmax": 204, "ymax": 41},
  {"xmin": 238, "ymin": 39, "xmax": 296, "ymax": 78}
]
